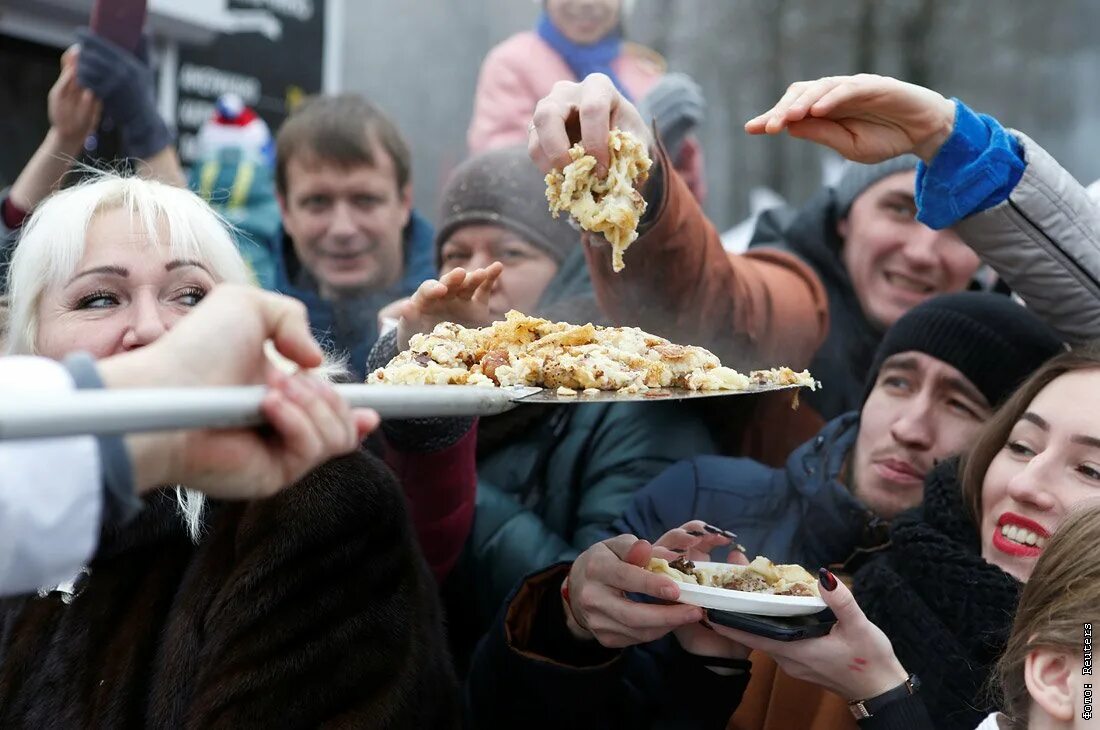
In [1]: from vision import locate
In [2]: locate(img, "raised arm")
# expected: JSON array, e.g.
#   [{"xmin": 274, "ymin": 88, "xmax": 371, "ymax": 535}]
[
  {"xmin": 747, "ymin": 72, "xmax": 1100, "ymax": 344},
  {"xmin": 528, "ymin": 73, "xmax": 828, "ymax": 370}
]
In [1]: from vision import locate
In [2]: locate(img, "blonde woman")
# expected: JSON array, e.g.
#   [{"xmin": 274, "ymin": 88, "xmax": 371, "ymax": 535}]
[{"xmin": 0, "ymin": 173, "xmax": 458, "ymax": 727}]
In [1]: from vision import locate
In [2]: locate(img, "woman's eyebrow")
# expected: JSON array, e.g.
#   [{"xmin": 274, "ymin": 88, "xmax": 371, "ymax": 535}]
[
  {"xmin": 165, "ymin": 259, "xmax": 212, "ymax": 276},
  {"xmin": 66, "ymin": 265, "xmax": 129, "ymax": 286}
]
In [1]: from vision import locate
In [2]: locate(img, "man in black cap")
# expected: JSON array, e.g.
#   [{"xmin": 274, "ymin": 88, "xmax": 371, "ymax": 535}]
[{"xmin": 615, "ymin": 291, "xmax": 1065, "ymax": 566}]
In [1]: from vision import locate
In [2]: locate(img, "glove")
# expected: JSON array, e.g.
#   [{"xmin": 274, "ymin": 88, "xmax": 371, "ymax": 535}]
[
  {"xmin": 76, "ymin": 30, "xmax": 172, "ymax": 159},
  {"xmin": 637, "ymin": 72, "xmax": 706, "ymax": 159},
  {"xmin": 365, "ymin": 329, "xmax": 475, "ymax": 452}
]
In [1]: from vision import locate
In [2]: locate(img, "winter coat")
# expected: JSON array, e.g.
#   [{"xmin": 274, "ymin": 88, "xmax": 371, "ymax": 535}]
[
  {"xmin": 463, "ymin": 415, "xmax": 885, "ymax": 730},
  {"xmin": 614, "ymin": 413, "xmax": 881, "ymax": 571},
  {"xmin": 587, "ymin": 141, "xmax": 828, "ymax": 375},
  {"xmin": 444, "ymin": 245, "xmax": 716, "ymax": 659},
  {"xmin": 748, "ymin": 187, "xmax": 881, "ymax": 422},
  {"xmin": 188, "ymin": 148, "xmax": 283, "ymax": 290},
  {"xmin": 954, "ymin": 130, "xmax": 1100, "ymax": 345},
  {"xmin": 583, "ymin": 140, "xmax": 830, "ymax": 464},
  {"xmin": 467, "ymin": 31, "xmax": 708, "ymax": 202},
  {"xmin": 457, "ymin": 399, "xmax": 716, "ymax": 635},
  {"xmin": 0, "ymin": 451, "xmax": 459, "ymax": 729},
  {"xmin": 271, "ymin": 211, "xmax": 436, "ymax": 380},
  {"xmin": 465, "ymin": 562, "xmax": 750, "ymax": 730}
]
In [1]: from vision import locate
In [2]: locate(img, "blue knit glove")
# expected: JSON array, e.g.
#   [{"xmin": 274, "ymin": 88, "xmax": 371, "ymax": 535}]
[{"xmin": 76, "ymin": 30, "xmax": 172, "ymax": 159}]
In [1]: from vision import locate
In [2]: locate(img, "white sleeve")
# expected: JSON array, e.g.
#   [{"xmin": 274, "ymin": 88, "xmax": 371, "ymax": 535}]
[{"xmin": 0, "ymin": 357, "xmax": 102, "ymax": 597}]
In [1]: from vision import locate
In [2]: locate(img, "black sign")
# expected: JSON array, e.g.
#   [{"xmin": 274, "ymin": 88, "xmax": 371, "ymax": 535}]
[{"xmin": 174, "ymin": 0, "xmax": 325, "ymax": 166}]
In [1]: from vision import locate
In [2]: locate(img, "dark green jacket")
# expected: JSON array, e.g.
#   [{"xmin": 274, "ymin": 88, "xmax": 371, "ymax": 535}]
[{"xmin": 461, "ymin": 399, "xmax": 716, "ymax": 632}]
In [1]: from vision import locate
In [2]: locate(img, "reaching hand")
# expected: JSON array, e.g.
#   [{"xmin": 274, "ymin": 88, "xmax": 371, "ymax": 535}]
[
  {"xmin": 395, "ymin": 264, "xmax": 503, "ymax": 349},
  {"xmin": 653, "ymin": 520, "xmax": 752, "ymax": 662},
  {"xmin": 563, "ymin": 534, "xmax": 703, "ymax": 648},
  {"xmin": 528, "ymin": 73, "xmax": 653, "ymax": 177},
  {"xmin": 710, "ymin": 569, "xmax": 910, "ymax": 701},
  {"xmin": 745, "ymin": 74, "xmax": 956, "ymax": 164},
  {"xmin": 48, "ymin": 47, "xmax": 101, "ymax": 151},
  {"xmin": 75, "ymin": 30, "xmax": 171, "ymax": 158},
  {"xmin": 98, "ymin": 285, "xmax": 379, "ymax": 498}
]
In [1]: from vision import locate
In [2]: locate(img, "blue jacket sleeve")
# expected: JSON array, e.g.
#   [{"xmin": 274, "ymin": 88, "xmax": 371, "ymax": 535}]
[
  {"xmin": 611, "ymin": 459, "xmax": 698, "ymax": 542},
  {"xmin": 915, "ymin": 99, "xmax": 1026, "ymax": 230}
]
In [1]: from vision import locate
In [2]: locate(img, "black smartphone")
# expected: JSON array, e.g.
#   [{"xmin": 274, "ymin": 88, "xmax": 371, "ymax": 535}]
[{"xmin": 706, "ymin": 608, "xmax": 837, "ymax": 642}]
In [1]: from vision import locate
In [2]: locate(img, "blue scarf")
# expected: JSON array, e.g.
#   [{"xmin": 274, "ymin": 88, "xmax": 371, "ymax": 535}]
[{"xmin": 536, "ymin": 11, "xmax": 633, "ymax": 102}]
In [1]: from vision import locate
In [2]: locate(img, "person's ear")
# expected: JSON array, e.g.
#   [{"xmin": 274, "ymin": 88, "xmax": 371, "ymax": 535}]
[
  {"xmin": 837, "ymin": 216, "xmax": 850, "ymax": 240},
  {"xmin": 1024, "ymin": 648, "xmax": 1075, "ymax": 722}
]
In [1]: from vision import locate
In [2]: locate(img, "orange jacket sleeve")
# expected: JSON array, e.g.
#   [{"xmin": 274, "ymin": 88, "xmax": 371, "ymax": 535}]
[{"xmin": 583, "ymin": 144, "xmax": 829, "ymax": 371}]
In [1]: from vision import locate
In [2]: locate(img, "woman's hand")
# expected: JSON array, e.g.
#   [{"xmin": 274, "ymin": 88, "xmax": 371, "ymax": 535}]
[
  {"xmin": 99, "ymin": 285, "xmax": 379, "ymax": 498},
  {"xmin": 711, "ymin": 569, "xmax": 909, "ymax": 701},
  {"xmin": 395, "ymin": 264, "xmax": 503, "ymax": 349},
  {"xmin": 48, "ymin": 47, "xmax": 101, "ymax": 153},
  {"xmin": 653, "ymin": 520, "xmax": 752, "ymax": 663},
  {"xmin": 528, "ymin": 73, "xmax": 653, "ymax": 176},
  {"xmin": 563, "ymin": 534, "xmax": 704, "ymax": 648},
  {"xmin": 745, "ymin": 74, "xmax": 956, "ymax": 164}
]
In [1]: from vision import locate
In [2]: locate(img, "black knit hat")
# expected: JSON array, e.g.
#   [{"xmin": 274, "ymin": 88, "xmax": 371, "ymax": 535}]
[
  {"xmin": 434, "ymin": 146, "xmax": 579, "ymax": 270},
  {"xmin": 863, "ymin": 292, "xmax": 1065, "ymax": 407}
]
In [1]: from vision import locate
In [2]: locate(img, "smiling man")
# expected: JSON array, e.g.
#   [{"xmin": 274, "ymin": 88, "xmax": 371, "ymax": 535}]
[
  {"xmin": 751, "ymin": 157, "xmax": 983, "ymax": 423},
  {"xmin": 614, "ymin": 292, "xmax": 1064, "ymax": 572},
  {"xmin": 272, "ymin": 94, "xmax": 435, "ymax": 379}
]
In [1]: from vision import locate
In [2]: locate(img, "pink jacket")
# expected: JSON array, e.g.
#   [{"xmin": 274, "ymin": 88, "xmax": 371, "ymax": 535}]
[{"xmin": 467, "ymin": 31, "xmax": 707, "ymax": 202}]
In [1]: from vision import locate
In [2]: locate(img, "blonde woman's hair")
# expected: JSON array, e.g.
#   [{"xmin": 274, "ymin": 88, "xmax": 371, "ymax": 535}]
[
  {"xmin": 5, "ymin": 172, "xmax": 252, "ymax": 355},
  {"xmin": 4, "ymin": 171, "xmax": 342, "ymax": 540},
  {"xmin": 995, "ymin": 505, "xmax": 1100, "ymax": 729}
]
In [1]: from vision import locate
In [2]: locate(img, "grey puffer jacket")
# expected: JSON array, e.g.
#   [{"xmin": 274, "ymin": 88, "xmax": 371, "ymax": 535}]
[{"xmin": 956, "ymin": 130, "xmax": 1100, "ymax": 345}]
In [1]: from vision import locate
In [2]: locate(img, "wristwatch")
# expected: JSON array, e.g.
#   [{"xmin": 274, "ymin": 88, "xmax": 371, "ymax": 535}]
[{"xmin": 848, "ymin": 673, "xmax": 921, "ymax": 719}]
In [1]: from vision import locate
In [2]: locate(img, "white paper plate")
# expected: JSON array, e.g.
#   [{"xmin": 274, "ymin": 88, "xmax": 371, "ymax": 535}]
[{"xmin": 671, "ymin": 562, "xmax": 827, "ymax": 617}]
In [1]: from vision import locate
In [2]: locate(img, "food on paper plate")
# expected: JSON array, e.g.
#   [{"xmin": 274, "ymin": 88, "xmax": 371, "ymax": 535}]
[
  {"xmin": 545, "ymin": 128, "xmax": 652, "ymax": 273},
  {"xmin": 368, "ymin": 310, "xmax": 817, "ymax": 394},
  {"xmin": 648, "ymin": 555, "xmax": 821, "ymax": 598}
]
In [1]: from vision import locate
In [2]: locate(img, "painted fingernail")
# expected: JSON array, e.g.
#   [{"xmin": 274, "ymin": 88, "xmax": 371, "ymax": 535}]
[
  {"xmin": 686, "ymin": 530, "xmax": 705, "ymax": 537},
  {"xmin": 704, "ymin": 525, "xmax": 736, "ymax": 539},
  {"xmin": 818, "ymin": 568, "xmax": 838, "ymax": 592},
  {"xmin": 732, "ymin": 543, "xmax": 747, "ymax": 553},
  {"xmin": 669, "ymin": 548, "xmax": 687, "ymax": 554}
]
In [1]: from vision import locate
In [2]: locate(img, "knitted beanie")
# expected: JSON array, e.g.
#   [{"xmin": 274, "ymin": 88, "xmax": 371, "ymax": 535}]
[
  {"xmin": 196, "ymin": 93, "xmax": 275, "ymax": 168},
  {"xmin": 833, "ymin": 155, "xmax": 920, "ymax": 218},
  {"xmin": 435, "ymin": 146, "xmax": 579, "ymax": 268},
  {"xmin": 863, "ymin": 292, "xmax": 1065, "ymax": 407}
]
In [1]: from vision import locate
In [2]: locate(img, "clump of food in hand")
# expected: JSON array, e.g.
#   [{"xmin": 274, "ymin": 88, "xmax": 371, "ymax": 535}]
[
  {"xmin": 368, "ymin": 310, "xmax": 817, "ymax": 394},
  {"xmin": 648, "ymin": 555, "xmax": 821, "ymax": 598},
  {"xmin": 545, "ymin": 128, "xmax": 652, "ymax": 273}
]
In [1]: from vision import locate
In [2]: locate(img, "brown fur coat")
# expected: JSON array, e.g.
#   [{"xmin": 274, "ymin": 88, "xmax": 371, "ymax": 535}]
[{"xmin": 0, "ymin": 451, "xmax": 458, "ymax": 729}]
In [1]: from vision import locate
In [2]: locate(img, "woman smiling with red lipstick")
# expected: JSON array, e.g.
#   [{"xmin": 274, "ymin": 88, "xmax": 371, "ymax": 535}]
[
  {"xmin": 963, "ymin": 350, "xmax": 1100, "ymax": 582},
  {"xmin": 715, "ymin": 348, "xmax": 1100, "ymax": 730}
]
